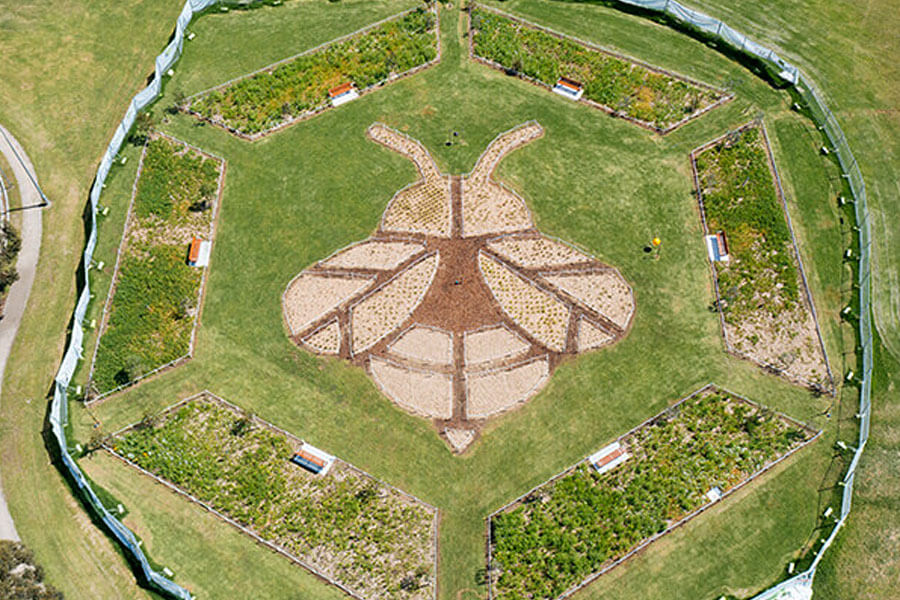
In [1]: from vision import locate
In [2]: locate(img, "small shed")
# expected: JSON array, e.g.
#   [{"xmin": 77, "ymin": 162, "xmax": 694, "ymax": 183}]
[
  {"xmin": 552, "ymin": 77, "xmax": 584, "ymax": 101},
  {"xmin": 705, "ymin": 230, "xmax": 730, "ymax": 263},
  {"xmin": 187, "ymin": 238, "xmax": 211, "ymax": 267},
  {"xmin": 290, "ymin": 442, "xmax": 336, "ymax": 475},
  {"xmin": 588, "ymin": 441, "xmax": 630, "ymax": 475},
  {"xmin": 329, "ymin": 82, "xmax": 359, "ymax": 107}
]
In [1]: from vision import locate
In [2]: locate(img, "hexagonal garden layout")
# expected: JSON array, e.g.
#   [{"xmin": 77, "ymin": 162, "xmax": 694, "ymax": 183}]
[{"xmin": 70, "ymin": 2, "xmax": 844, "ymax": 600}]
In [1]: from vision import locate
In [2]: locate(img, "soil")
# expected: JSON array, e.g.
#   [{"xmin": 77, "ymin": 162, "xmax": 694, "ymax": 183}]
[
  {"xmin": 283, "ymin": 123, "xmax": 636, "ymax": 451},
  {"xmin": 389, "ymin": 325, "xmax": 453, "ymax": 366}
]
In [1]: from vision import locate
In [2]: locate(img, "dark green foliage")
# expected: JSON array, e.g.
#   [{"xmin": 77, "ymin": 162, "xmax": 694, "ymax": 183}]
[
  {"xmin": 190, "ymin": 7, "xmax": 438, "ymax": 134},
  {"xmin": 469, "ymin": 7, "xmax": 723, "ymax": 130},
  {"xmin": 0, "ymin": 541, "xmax": 64, "ymax": 600},
  {"xmin": 93, "ymin": 244, "xmax": 201, "ymax": 392},
  {"xmin": 111, "ymin": 397, "xmax": 435, "ymax": 598},
  {"xmin": 133, "ymin": 137, "xmax": 220, "ymax": 220},
  {"xmin": 0, "ymin": 221, "xmax": 21, "ymax": 297},
  {"xmin": 696, "ymin": 127, "xmax": 800, "ymax": 322},
  {"xmin": 92, "ymin": 137, "xmax": 220, "ymax": 394},
  {"xmin": 490, "ymin": 392, "xmax": 813, "ymax": 599},
  {"xmin": 129, "ymin": 111, "xmax": 155, "ymax": 146}
]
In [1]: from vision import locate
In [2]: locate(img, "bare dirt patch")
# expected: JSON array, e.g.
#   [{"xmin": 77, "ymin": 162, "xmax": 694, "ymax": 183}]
[
  {"xmin": 321, "ymin": 240, "xmax": 425, "ymax": 270},
  {"xmin": 466, "ymin": 358, "xmax": 550, "ymax": 419},
  {"xmin": 370, "ymin": 124, "xmax": 452, "ymax": 236},
  {"xmin": 389, "ymin": 325, "xmax": 453, "ymax": 366},
  {"xmin": 479, "ymin": 253, "xmax": 570, "ymax": 352},
  {"xmin": 464, "ymin": 325, "xmax": 529, "ymax": 366},
  {"xmin": 283, "ymin": 273, "xmax": 372, "ymax": 336},
  {"xmin": 370, "ymin": 357, "xmax": 453, "ymax": 419},
  {"xmin": 576, "ymin": 318, "xmax": 614, "ymax": 352},
  {"xmin": 443, "ymin": 428, "xmax": 477, "ymax": 453},
  {"xmin": 543, "ymin": 270, "xmax": 635, "ymax": 329},
  {"xmin": 487, "ymin": 235, "xmax": 591, "ymax": 268},
  {"xmin": 351, "ymin": 254, "xmax": 439, "ymax": 354},
  {"xmin": 460, "ymin": 123, "xmax": 541, "ymax": 237},
  {"xmin": 302, "ymin": 320, "xmax": 341, "ymax": 354}
]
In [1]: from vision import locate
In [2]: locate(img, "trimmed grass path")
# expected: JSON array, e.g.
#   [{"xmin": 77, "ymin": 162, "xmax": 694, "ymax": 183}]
[{"xmin": 0, "ymin": 124, "xmax": 45, "ymax": 541}]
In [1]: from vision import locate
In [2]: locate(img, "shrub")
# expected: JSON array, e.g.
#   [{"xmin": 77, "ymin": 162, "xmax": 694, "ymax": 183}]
[
  {"xmin": 469, "ymin": 7, "xmax": 724, "ymax": 131},
  {"xmin": 489, "ymin": 390, "xmax": 813, "ymax": 599},
  {"xmin": 91, "ymin": 137, "xmax": 222, "ymax": 394},
  {"xmin": 190, "ymin": 7, "xmax": 439, "ymax": 135}
]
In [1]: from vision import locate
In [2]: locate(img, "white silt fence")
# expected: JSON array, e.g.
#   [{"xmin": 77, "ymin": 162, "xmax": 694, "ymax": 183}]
[
  {"xmin": 601, "ymin": 1, "xmax": 872, "ymax": 598},
  {"xmin": 50, "ymin": 0, "xmax": 874, "ymax": 599},
  {"xmin": 48, "ymin": 1, "xmax": 251, "ymax": 598}
]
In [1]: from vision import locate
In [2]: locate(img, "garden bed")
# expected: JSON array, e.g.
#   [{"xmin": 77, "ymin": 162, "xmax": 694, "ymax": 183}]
[
  {"xmin": 691, "ymin": 122, "xmax": 834, "ymax": 393},
  {"xmin": 486, "ymin": 385, "xmax": 820, "ymax": 600},
  {"xmin": 186, "ymin": 5, "xmax": 440, "ymax": 139},
  {"xmin": 468, "ymin": 5, "xmax": 731, "ymax": 134},
  {"xmin": 104, "ymin": 392, "xmax": 438, "ymax": 600},
  {"xmin": 89, "ymin": 135, "xmax": 224, "ymax": 398},
  {"xmin": 283, "ymin": 122, "xmax": 635, "ymax": 451}
]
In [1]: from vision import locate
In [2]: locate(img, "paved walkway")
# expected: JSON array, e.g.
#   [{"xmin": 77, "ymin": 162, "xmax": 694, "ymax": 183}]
[{"xmin": 0, "ymin": 124, "xmax": 45, "ymax": 541}]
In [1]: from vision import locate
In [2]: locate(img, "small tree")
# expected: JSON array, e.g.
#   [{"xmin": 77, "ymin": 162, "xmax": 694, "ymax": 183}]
[
  {"xmin": 0, "ymin": 222, "xmax": 21, "ymax": 295},
  {"xmin": 171, "ymin": 88, "xmax": 187, "ymax": 113},
  {"xmin": 129, "ymin": 111, "xmax": 155, "ymax": 145},
  {"xmin": 0, "ymin": 540, "xmax": 65, "ymax": 599},
  {"xmin": 85, "ymin": 430, "xmax": 108, "ymax": 455}
]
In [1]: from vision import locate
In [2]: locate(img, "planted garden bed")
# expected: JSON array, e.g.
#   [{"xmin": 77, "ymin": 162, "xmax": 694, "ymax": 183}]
[
  {"xmin": 89, "ymin": 135, "xmax": 224, "ymax": 397},
  {"xmin": 468, "ymin": 5, "xmax": 729, "ymax": 133},
  {"xmin": 187, "ymin": 5, "xmax": 439, "ymax": 138},
  {"xmin": 105, "ymin": 392, "xmax": 438, "ymax": 600},
  {"xmin": 692, "ymin": 123, "xmax": 833, "ymax": 392},
  {"xmin": 487, "ymin": 385, "xmax": 818, "ymax": 600}
]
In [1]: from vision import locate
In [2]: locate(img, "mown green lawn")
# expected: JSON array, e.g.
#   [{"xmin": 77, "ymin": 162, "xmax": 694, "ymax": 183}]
[
  {"xmin": 4, "ymin": 0, "xmax": 896, "ymax": 599},
  {"xmin": 71, "ymin": 1, "xmax": 848, "ymax": 599}
]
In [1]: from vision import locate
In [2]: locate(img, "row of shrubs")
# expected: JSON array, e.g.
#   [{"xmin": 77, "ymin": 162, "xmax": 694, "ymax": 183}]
[
  {"xmin": 489, "ymin": 389, "xmax": 813, "ymax": 600},
  {"xmin": 695, "ymin": 126, "xmax": 801, "ymax": 323},
  {"xmin": 91, "ymin": 136, "xmax": 221, "ymax": 395},
  {"xmin": 469, "ymin": 6, "xmax": 724, "ymax": 131},
  {"xmin": 110, "ymin": 395, "xmax": 436, "ymax": 599},
  {"xmin": 189, "ymin": 6, "xmax": 438, "ymax": 135}
]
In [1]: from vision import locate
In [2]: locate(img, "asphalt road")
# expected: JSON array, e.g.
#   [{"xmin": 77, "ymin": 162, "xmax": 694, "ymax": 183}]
[{"xmin": 0, "ymin": 124, "xmax": 45, "ymax": 541}]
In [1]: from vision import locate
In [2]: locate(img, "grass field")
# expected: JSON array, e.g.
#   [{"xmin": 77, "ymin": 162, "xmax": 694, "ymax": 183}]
[{"xmin": 0, "ymin": 1, "xmax": 896, "ymax": 600}]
